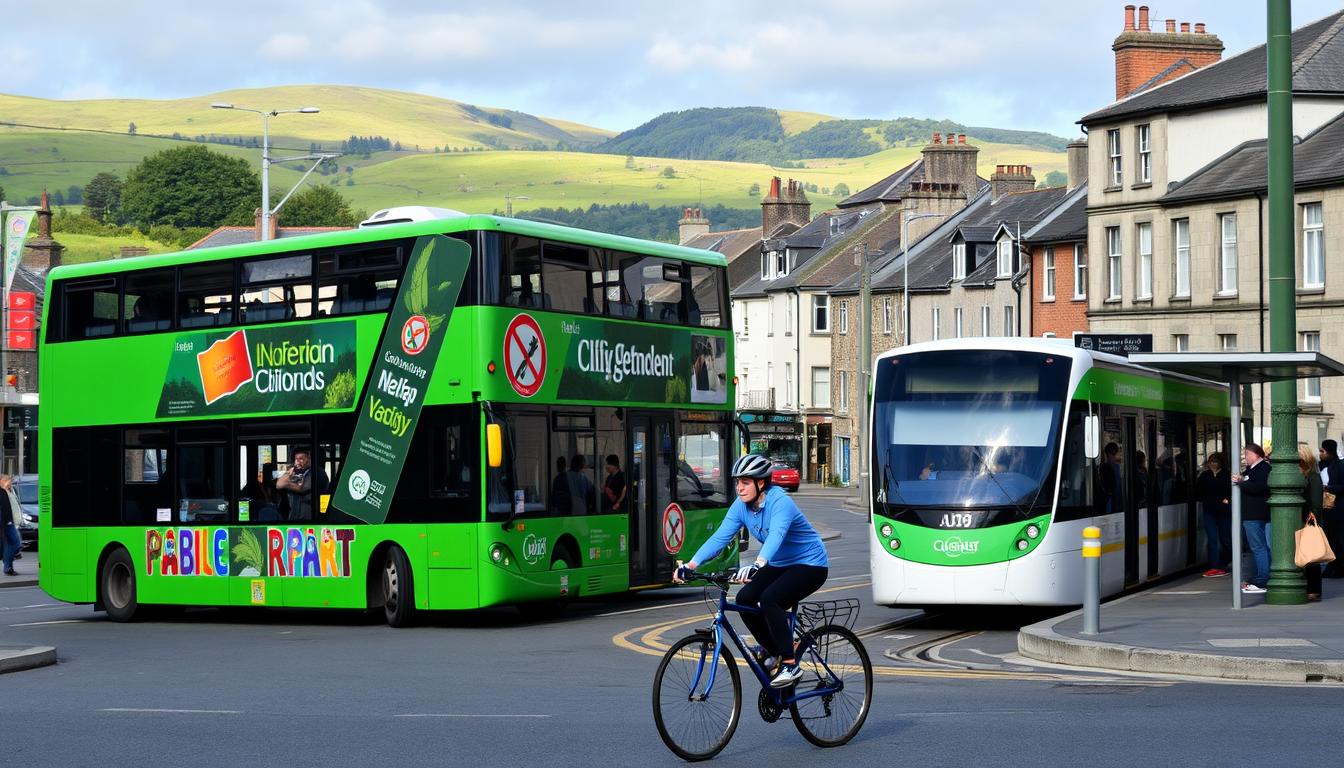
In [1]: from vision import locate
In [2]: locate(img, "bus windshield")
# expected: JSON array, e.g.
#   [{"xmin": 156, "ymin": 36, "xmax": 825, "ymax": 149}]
[{"xmin": 871, "ymin": 349, "xmax": 1072, "ymax": 527}]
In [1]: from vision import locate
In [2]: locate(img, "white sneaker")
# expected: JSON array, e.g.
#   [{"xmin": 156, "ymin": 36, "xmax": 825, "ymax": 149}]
[
  {"xmin": 1241, "ymin": 584, "xmax": 1267, "ymax": 594},
  {"xmin": 770, "ymin": 663, "xmax": 803, "ymax": 688}
]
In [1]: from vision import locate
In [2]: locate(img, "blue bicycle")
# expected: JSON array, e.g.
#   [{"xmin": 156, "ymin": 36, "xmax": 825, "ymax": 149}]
[{"xmin": 652, "ymin": 569, "xmax": 873, "ymax": 761}]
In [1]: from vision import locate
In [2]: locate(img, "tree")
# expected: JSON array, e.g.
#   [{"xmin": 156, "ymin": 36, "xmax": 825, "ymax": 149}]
[
  {"xmin": 119, "ymin": 145, "xmax": 260, "ymax": 229},
  {"xmin": 0, "ymin": 183, "xmax": 5, "ymax": 202},
  {"xmin": 748, "ymin": 182, "xmax": 761, "ymax": 197},
  {"xmin": 278, "ymin": 185, "xmax": 358, "ymax": 227},
  {"xmin": 1038, "ymin": 170, "xmax": 1068, "ymax": 188},
  {"xmin": 625, "ymin": 155, "xmax": 636, "ymax": 169},
  {"xmin": 83, "ymin": 172, "xmax": 124, "ymax": 222},
  {"xmin": 661, "ymin": 166, "xmax": 677, "ymax": 178}
]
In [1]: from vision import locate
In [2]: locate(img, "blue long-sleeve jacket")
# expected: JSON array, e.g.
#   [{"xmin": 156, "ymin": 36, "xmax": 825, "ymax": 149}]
[{"xmin": 689, "ymin": 486, "xmax": 828, "ymax": 568}]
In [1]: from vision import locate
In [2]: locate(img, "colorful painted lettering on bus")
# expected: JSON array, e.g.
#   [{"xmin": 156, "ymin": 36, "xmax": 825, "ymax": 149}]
[{"xmin": 145, "ymin": 527, "xmax": 357, "ymax": 578}]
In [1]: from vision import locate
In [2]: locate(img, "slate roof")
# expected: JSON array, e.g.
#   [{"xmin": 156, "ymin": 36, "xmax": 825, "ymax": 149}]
[
  {"xmin": 1023, "ymin": 184, "xmax": 1089, "ymax": 243},
  {"xmin": 730, "ymin": 206, "xmax": 880, "ymax": 298},
  {"xmin": 836, "ymin": 159, "xmax": 989, "ymax": 208},
  {"xmin": 769, "ymin": 206, "xmax": 885, "ymax": 291},
  {"xmin": 684, "ymin": 227, "xmax": 761, "ymax": 258},
  {"xmin": 1082, "ymin": 10, "xmax": 1344, "ymax": 125},
  {"xmin": 188, "ymin": 226, "xmax": 348, "ymax": 250},
  {"xmin": 1160, "ymin": 111, "xmax": 1344, "ymax": 204},
  {"xmin": 954, "ymin": 226, "xmax": 999, "ymax": 243}
]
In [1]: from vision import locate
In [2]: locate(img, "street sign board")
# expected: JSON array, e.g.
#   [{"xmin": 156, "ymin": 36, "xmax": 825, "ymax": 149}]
[
  {"xmin": 7, "ymin": 310, "xmax": 34, "ymax": 330},
  {"xmin": 7, "ymin": 330, "xmax": 34, "ymax": 349},
  {"xmin": 8, "ymin": 292, "xmax": 35, "ymax": 311},
  {"xmin": 1072, "ymin": 332, "xmax": 1153, "ymax": 355}
]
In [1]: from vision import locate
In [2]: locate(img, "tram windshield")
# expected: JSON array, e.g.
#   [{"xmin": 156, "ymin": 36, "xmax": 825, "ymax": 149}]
[{"xmin": 871, "ymin": 349, "xmax": 1072, "ymax": 527}]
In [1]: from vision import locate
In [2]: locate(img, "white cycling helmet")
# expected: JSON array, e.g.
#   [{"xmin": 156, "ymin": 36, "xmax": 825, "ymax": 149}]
[{"xmin": 730, "ymin": 453, "xmax": 773, "ymax": 480}]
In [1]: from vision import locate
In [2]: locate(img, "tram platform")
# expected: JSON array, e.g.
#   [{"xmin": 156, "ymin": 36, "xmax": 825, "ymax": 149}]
[{"xmin": 1019, "ymin": 572, "xmax": 1344, "ymax": 683}]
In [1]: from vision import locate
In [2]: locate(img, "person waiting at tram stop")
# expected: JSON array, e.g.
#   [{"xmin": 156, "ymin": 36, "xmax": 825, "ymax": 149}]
[
  {"xmin": 276, "ymin": 448, "xmax": 327, "ymax": 521},
  {"xmin": 1197, "ymin": 452, "xmax": 1232, "ymax": 578},
  {"xmin": 1318, "ymin": 439, "xmax": 1344, "ymax": 579},
  {"xmin": 1233, "ymin": 443, "xmax": 1272, "ymax": 594},
  {"xmin": 673, "ymin": 453, "xmax": 828, "ymax": 689},
  {"xmin": 1298, "ymin": 445, "xmax": 1325, "ymax": 602}
]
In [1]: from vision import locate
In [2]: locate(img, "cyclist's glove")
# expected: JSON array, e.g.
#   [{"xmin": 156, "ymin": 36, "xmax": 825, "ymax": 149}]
[
  {"xmin": 732, "ymin": 564, "xmax": 759, "ymax": 583},
  {"xmin": 674, "ymin": 565, "xmax": 693, "ymax": 583}
]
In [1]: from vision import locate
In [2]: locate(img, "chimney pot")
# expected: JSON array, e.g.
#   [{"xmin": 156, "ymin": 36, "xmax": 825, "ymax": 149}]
[
  {"xmin": 1124, "ymin": 5, "xmax": 1136, "ymax": 30},
  {"xmin": 932, "ymin": 131, "xmax": 942, "ymax": 144},
  {"xmin": 1180, "ymin": 21, "xmax": 1190, "ymax": 33},
  {"xmin": 1195, "ymin": 22, "xmax": 1206, "ymax": 34},
  {"xmin": 1138, "ymin": 6, "xmax": 1150, "ymax": 31}
]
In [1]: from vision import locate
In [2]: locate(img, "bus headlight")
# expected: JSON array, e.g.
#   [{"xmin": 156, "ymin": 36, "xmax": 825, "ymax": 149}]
[
  {"xmin": 880, "ymin": 523, "xmax": 893, "ymax": 538},
  {"xmin": 888, "ymin": 539, "xmax": 901, "ymax": 551},
  {"xmin": 490, "ymin": 544, "xmax": 505, "ymax": 563},
  {"xmin": 1025, "ymin": 524, "xmax": 1040, "ymax": 539},
  {"xmin": 1016, "ymin": 539, "xmax": 1029, "ymax": 551}
]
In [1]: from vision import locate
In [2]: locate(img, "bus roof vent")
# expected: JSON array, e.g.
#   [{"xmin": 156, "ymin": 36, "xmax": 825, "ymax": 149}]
[{"xmin": 359, "ymin": 206, "xmax": 468, "ymax": 228}]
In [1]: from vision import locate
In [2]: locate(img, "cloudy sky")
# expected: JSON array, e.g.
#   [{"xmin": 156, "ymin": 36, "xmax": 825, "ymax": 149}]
[{"xmin": 5, "ymin": 1, "xmax": 1341, "ymax": 137}]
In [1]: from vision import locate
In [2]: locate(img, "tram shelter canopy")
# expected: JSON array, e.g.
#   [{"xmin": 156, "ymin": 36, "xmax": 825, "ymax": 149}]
[{"xmin": 1127, "ymin": 351, "xmax": 1344, "ymax": 608}]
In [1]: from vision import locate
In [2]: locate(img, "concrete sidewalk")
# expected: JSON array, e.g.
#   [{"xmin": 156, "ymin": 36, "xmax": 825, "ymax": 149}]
[
  {"xmin": 1, "ymin": 546, "xmax": 38, "ymax": 589},
  {"xmin": 1019, "ymin": 572, "xmax": 1344, "ymax": 683}
]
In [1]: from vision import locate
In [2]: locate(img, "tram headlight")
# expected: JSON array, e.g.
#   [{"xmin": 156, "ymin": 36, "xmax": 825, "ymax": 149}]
[
  {"xmin": 889, "ymin": 538, "xmax": 901, "ymax": 551},
  {"xmin": 1025, "ymin": 524, "xmax": 1040, "ymax": 539},
  {"xmin": 880, "ymin": 523, "xmax": 893, "ymax": 538},
  {"xmin": 1015, "ymin": 539, "xmax": 1029, "ymax": 551}
]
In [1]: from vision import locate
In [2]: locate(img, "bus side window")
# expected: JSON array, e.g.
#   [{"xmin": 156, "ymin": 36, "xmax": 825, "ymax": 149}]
[
  {"xmin": 541, "ymin": 242, "xmax": 600, "ymax": 314},
  {"xmin": 124, "ymin": 269, "xmax": 175, "ymax": 334},
  {"xmin": 61, "ymin": 277, "xmax": 120, "ymax": 340},
  {"xmin": 124, "ymin": 428, "xmax": 172, "ymax": 525},
  {"xmin": 178, "ymin": 262, "xmax": 236, "ymax": 328},
  {"xmin": 502, "ymin": 235, "xmax": 543, "ymax": 309}
]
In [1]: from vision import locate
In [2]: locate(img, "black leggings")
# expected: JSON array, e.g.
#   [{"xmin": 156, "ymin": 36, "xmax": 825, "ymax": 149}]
[{"xmin": 735, "ymin": 564, "xmax": 828, "ymax": 660}]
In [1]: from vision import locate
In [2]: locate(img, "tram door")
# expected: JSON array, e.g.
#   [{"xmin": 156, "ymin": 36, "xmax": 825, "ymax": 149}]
[
  {"xmin": 628, "ymin": 413, "xmax": 676, "ymax": 587},
  {"xmin": 1145, "ymin": 416, "xmax": 1160, "ymax": 579},
  {"xmin": 1123, "ymin": 415, "xmax": 1140, "ymax": 587}
]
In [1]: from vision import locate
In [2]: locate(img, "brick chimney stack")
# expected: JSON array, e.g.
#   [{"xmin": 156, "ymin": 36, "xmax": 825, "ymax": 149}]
[
  {"xmin": 921, "ymin": 132, "xmax": 980, "ymax": 205},
  {"xmin": 1113, "ymin": 4, "xmax": 1223, "ymax": 100},
  {"xmin": 1066, "ymin": 139, "xmax": 1089, "ymax": 191},
  {"xmin": 254, "ymin": 208, "xmax": 278, "ymax": 241},
  {"xmin": 991, "ymin": 165, "xmax": 1036, "ymax": 200},
  {"xmin": 785, "ymin": 179, "xmax": 811, "ymax": 228},
  {"xmin": 678, "ymin": 206, "xmax": 710, "ymax": 245},
  {"xmin": 761, "ymin": 176, "xmax": 810, "ymax": 236},
  {"xmin": 21, "ymin": 188, "xmax": 64, "ymax": 273}
]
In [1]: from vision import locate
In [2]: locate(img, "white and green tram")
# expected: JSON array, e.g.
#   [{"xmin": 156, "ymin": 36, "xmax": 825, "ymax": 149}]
[{"xmin": 869, "ymin": 339, "xmax": 1229, "ymax": 607}]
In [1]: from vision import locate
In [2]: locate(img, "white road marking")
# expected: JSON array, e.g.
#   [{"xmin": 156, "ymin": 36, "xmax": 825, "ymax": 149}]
[
  {"xmin": 884, "ymin": 634, "xmax": 914, "ymax": 640},
  {"xmin": 101, "ymin": 708, "xmax": 241, "ymax": 714},
  {"xmin": 10, "ymin": 619, "xmax": 84, "ymax": 627},
  {"xmin": 396, "ymin": 714, "xmax": 551, "ymax": 719}
]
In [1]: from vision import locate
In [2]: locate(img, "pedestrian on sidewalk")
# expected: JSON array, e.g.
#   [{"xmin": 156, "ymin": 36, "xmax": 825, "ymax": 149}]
[
  {"xmin": 1318, "ymin": 440, "xmax": 1344, "ymax": 578},
  {"xmin": 0, "ymin": 474, "xmax": 21, "ymax": 576},
  {"xmin": 1197, "ymin": 452, "xmax": 1232, "ymax": 577},
  {"xmin": 1233, "ymin": 443, "xmax": 1271, "ymax": 594},
  {"xmin": 1298, "ymin": 445, "xmax": 1325, "ymax": 602}
]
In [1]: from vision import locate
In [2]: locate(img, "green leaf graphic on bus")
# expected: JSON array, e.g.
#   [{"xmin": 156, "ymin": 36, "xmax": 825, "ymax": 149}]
[{"xmin": 232, "ymin": 528, "xmax": 265, "ymax": 577}]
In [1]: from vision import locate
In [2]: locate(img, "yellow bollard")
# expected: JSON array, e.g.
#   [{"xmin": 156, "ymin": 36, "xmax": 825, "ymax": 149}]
[{"xmin": 1082, "ymin": 526, "xmax": 1101, "ymax": 634}]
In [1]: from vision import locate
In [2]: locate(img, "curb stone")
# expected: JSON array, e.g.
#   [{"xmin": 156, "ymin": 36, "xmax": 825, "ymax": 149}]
[{"xmin": 0, "ymin": 646, "xmax": 57, "ymax": 674}]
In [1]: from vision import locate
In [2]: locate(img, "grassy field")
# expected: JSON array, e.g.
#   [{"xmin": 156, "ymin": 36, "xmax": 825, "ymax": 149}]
[{"xmin": 55, "ymin": 232, "xmax": 175, "ymax": 264}]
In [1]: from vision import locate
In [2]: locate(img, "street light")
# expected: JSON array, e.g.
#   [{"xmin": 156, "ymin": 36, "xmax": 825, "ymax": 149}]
[
  {"xmin": 900, "ymin": 210, "xmax": 948, "ymax": 345},
  {"xmin": 504, "ymin": 194, "xmax": 530, "ymax": 217},
  {"xmin": 211, "ymin": 103, "xmax": 329, "ymax": 240}
]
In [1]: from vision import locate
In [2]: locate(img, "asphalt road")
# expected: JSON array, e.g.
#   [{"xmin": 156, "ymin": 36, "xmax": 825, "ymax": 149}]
[{"xmin": 5, "ymin": 493, "xmax": 1340, "ymax": 766}]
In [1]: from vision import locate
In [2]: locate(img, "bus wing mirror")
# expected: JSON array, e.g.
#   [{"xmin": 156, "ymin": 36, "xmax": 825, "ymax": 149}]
[
  {"xmin": 1084, "ymin": 414, "xmax": 1100, "ymax": 459},
  {"xmin": 487, "ymin": 423, "xmax": 503, "ymax": 468}
]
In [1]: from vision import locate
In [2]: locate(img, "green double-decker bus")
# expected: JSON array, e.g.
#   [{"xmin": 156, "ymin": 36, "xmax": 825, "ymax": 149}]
[{"xmin": 38, "ymin": 208, "xmax": 738, "ymax": 625}]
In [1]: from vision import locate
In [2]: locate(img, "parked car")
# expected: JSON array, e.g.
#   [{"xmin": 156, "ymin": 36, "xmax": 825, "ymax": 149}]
[
  {"xmin": 14, "ymin": 474, "xmax": 37, "ymax": 550},
  {"xmin": 771, "ymin": 462, "xmax": 800, "ymax": 492}
]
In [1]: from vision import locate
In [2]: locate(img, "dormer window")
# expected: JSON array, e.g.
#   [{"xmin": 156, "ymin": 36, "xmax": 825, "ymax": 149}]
[
  {"xmin": 761, "ymin": 250, "xmax": 770, "ymax": 280},
  {"xmin": 829, "ymin": 218, "xmax": 840, "ymax": 236},
  {"xmin": 952, "ymin": 242, "xmax": 967, "ymax": 281},
  {"xmin": 996, "ymin": 238, "xmax": 1013, "ymax": 278},
  {"xmin": 777, "ymin": 248, "xmax": 790, "ymax": 277}
]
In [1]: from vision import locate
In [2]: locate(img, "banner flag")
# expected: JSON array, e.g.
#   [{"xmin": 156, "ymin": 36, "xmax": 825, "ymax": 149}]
[{"xmin": 3, "ymin": 211, "xmax": 37, "ymax": 292}]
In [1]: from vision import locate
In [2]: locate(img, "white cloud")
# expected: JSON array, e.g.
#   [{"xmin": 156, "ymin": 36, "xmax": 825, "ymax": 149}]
[{"xmin": 260, "ymin": 34, "xmax": 314, "ymax": 61}]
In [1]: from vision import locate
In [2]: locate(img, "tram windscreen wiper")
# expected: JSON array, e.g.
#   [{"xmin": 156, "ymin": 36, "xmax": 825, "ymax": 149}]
[
  {"xmin": 970, "ymin": 448, "xmax": 1030, "ymax": 520},
  {"xmin": 880, "ymin": 445, "xmax": 904, "ymax": 506}
]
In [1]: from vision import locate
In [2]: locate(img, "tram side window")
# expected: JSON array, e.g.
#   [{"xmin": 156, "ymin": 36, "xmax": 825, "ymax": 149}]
[
  {"xmin": 176, "ymin": 427, "xmax": 230, "ymax": 524},
  {"xmin": 1095, "ymin": 417, "xmax": 1125, "ymax": 515},
  {"xmin": 542, "ymin": 243, "xmax": 601, "ymax": 314},
  {"xmin": 610, "ymin": 252, "xmax": 686, "ymax": 323},
  {"xmin": 123, "ymin": 270, "xmax": 174, "ymax": 334},
  {"xmin": 242, "ymin": 254, "xmax": 313, "ymax": 323},
  {"xmin": 179, "ymin": 262, "xmax": 236, "ymax": 328},
  {"xmin": 550, "ymin": 412, "xmax": 596, "ymax": 515},
  {"xmin": 124, "ymin": 428, "xmax": 172, "ymax": 525},
  {"xmin": 1058, "ymin": 408, "xmax": 1091, "ymax": 510},
  {"xmin": 502, "ymin": 235, "xmax": 545, "ymax": 309},
  {"xmin": 62, "ymin": 277, "xmax": 120, "ymax": 339},
  {"xmin": 677, "ymin": 419, "xmax": 728, "ymax": 508},
  {"xmin": 317, "ymin": 247, "xmax": 402, "ymax": 316},
  {"xmin": 689, "ymin": 265, "xmax": 723, "ymax": 328},
  {"xmin": 51, "ymin": 426, "xmax": 119, "ymax": 527}
]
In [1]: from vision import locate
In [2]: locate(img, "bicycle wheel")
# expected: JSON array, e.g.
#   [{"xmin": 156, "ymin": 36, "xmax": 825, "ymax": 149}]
[
  {"xmin": 653, "ymin": 633, "xmax": 742, "ymax": 761},
  {"xmin": 788, "ymin": 624, "xmax": 872, "ymax": 747}
]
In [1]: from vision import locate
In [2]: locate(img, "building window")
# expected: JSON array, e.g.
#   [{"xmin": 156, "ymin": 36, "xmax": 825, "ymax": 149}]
[
  {"xmin": 1106, "ymin": 226, "xmax": 1122, "ymax": 300},
  {"xmin": 1303, "ymin": 202, "xmax": 1325, "ymax": 289},
  {"xmin": 1042, "ymin": 247, "xmax": 1056, "ymax": 301},
  {"xmin": 1303, "ymin": 331, "xmax": 1322, "ymax": 401},
  {"xmin": 741, "ymin": 308, "xmax": 749, "ymax": 338},
  {"xmin": 812, "ymin": 295, "xmax": 830, "ymax": 333},
  {"xmin": 1073, "ymin": 244, "xmax": 1087, "ymax": 299},
  {"xmin": 954, "ymin": 307, "xmax": 964, "ymax": 338},
  {"xmin": 1219, "ymin": 213, "xmax": 1238, "ymax": 294},
  {"xmin": 777, "ymin": 248, "xmax": 789, "ymax": 277},
  {"xmin": 996, "ymin": 239, "xmax": 1012, "ymax": 278},
  {"xmin": 932, "ymin": 307, "xmax": 941, "ymax": 341},
  {"xmin": 768, "ymin": 361, "xmax": 774, "ymax": 391},
  {"xmin": 784, "ymin": 293, "xmax": 794, "ymax": 336},
  {"xmin": 1173, "ymin": 218, "xmax": 1191, "ymax": 297},
  {"xmin": 812, "ymin": 367, "xmax": 830, "ymax": 408},
  {"xmin": 1108, "ymin": 129, "xmax": 1122, "ymax": 187},
  {"xmin": 1136, "ymin": 222, "xmax": 1153, "ymax": 299},
  {"xmin": 1219, "ymin": 334, "xmax": 1238, "ymax": 352},
  {"xmin": 767, "ymin": 300, "xmax": 775, "ymax": 336},
  {"xmin": 837, "ymin": 370, "xmax": 849, "ymax": 413},
  {"xmin": 838, "ymin": 300, "xmax": 849, "ymax": 334},
  {"xmin": 882, "ymin": 297, "xmax": 892, "ymax": 335},
  {"xmin": 1004, "ymin": 305, "xmax": 1015, "ymax": 337},
  {"xmin": 1174, "ymin": 334, "xmax": 1189, "ymax": 352},
  {"xmin": 980, "ymin": 306, "xmax": 990, "ymax": 337},
  {"xmin": 1136, "ymin": 124, "xmax": 1152, "ymax": 184},
  {"xmin": 784, "ymin": 362, "xmax": 793, "ymax": 407},
  {"xmin": 760, "ymin": 250, "xmax": 770, "ymax": 280},
  {"xmin": 952, "ymin": 242, "xmax": 967, "ymax": 281}
]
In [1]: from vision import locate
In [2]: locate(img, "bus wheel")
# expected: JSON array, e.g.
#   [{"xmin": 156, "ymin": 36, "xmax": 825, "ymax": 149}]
[
  {"xmin": 381, "ymin": 546, "xmax": 416, "ymax": 628},
  {"xmin": 101, "ymin": 548, "xmax": 141, "ymax": 622}
]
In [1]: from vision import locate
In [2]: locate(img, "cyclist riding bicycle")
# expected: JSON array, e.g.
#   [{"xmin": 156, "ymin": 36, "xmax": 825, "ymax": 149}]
[{"xmin": 674, "ymin": 453, "xmax": 829, "ymax": 688}]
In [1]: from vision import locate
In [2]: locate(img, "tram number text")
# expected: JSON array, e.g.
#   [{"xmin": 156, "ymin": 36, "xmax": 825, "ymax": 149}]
[{"xmin": 939, "ymin": 513, "xmax": 976, "ymax": 529}]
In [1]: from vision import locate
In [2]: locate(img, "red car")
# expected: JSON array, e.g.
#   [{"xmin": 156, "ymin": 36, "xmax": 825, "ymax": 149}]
[{"xmin": 771, "ymin": 462, "xmax": 800, "ymax": 492}]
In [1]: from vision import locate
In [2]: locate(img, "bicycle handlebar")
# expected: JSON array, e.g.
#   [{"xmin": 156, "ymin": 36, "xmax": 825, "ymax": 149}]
[{"xmin": 677, "ymin": 568, "xmax": 739, "ymax": 587}]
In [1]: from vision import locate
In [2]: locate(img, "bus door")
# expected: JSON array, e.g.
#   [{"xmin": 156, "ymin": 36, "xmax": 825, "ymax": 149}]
[
  {"xmin": 628, "ymin": 412, "xmax": 676, "ymax": 587},
  {"xmin": 1122, "ymin": 415, "xmax": 1140, "ymax": 587}
]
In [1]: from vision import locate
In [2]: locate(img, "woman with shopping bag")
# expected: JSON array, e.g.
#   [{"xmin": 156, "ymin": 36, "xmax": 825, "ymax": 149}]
[{"xmin": 1297, "ymin": 446, "xmax": 1334, "ymax": 602}]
